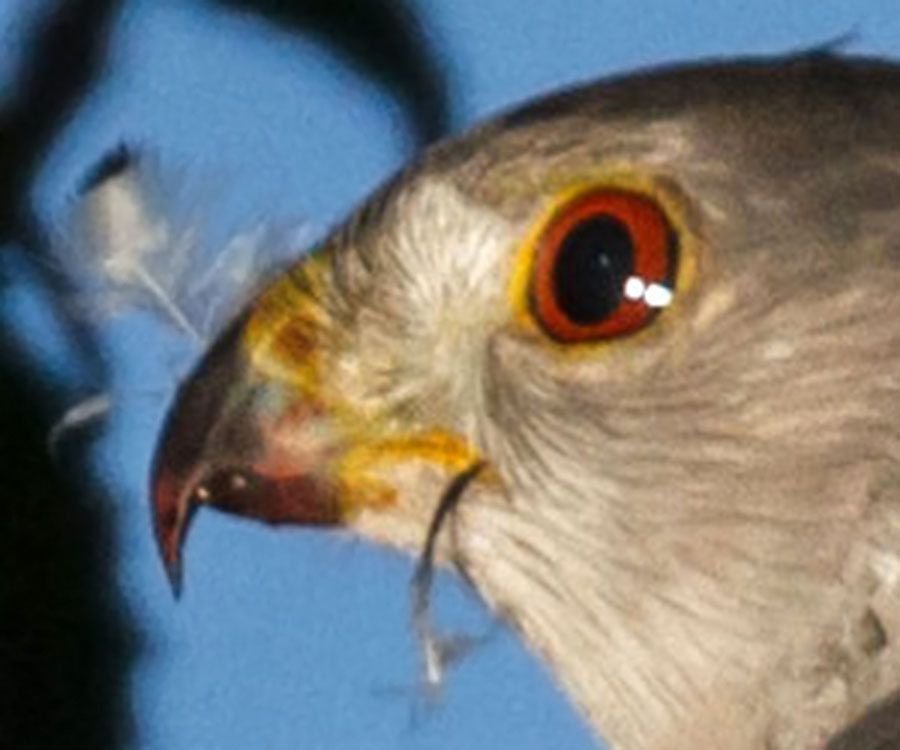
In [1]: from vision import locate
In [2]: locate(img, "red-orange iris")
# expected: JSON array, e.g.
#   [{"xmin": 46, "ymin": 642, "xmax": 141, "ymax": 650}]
[{"xmin": 531, "ymin": 189, "xmax": 677, "ymax": 343}]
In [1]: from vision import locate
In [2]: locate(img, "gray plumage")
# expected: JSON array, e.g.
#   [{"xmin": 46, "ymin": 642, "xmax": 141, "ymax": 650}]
[{"xmin": 153, "ymin": 55, "xmax": 900, "ymax": 749}]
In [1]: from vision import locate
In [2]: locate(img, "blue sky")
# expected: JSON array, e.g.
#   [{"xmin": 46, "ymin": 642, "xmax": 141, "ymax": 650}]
[{"xmin": 6, "ymin": 1, "xmax": 900, "ymax": 748}]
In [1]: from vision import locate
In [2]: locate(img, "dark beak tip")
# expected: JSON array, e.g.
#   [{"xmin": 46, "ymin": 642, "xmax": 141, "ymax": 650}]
[
  {"xmin": 152, "ymin": 467, "xmax": 195, "ymax": 600},
  {"xmin": 157, "ymin": 524, "xmax": 186, "ymax": 599},
  {"xmin": 166, "ymin": 559, "xmax": 184, "ymax": 599}
]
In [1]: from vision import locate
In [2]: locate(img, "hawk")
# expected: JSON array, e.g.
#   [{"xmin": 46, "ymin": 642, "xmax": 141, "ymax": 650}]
[{"xmin": 151, "ymin": 56, "xmax": 900, "ymax": 749}]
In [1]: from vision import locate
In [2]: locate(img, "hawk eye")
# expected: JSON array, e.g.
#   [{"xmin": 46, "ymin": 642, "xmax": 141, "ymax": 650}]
[{"xmin": 531, "ymin": 189, "xmax": 677, "ymax": 343}]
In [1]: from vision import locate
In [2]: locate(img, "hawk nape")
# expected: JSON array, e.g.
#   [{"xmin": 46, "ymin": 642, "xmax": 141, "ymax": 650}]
[{"xmin": 151, "ymin": 56, "xmax": 900, "ymax": 749}]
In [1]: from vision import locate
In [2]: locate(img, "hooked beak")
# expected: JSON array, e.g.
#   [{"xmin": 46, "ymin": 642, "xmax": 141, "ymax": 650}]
[
  {"xmin": 150, "ymin": 265, "xmax": 485, "ymax": 596},
  {"xmin": 150, "ymin": 316, "xmax": 343, "ymax": 594}
]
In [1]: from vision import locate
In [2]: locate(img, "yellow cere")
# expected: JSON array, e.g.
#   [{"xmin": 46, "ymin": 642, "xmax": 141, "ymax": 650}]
[
  {"xmin": 506, "ymin": 172, "xmax": 700, "ymax": 358},
  {"xmin": 241, "ymin": 252, "xmax": 498, "ymax": 516},
  {"xmin": 243, "ymin": 253, "xmax": 331, "ymax": 394}
]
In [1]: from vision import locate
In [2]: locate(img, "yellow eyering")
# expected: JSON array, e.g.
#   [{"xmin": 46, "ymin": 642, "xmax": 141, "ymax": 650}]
[{"xmin": 506, "ymin": 173, "xmax": 699, "ymax": 358}]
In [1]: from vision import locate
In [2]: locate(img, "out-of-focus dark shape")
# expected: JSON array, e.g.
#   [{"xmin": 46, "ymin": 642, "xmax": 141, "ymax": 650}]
[
  {"xmin": 216, "ymin": 0, "xmax": 451, "ymax": 144},
  {"xmin": 0, "ymin": 3, "xmax": 131, "ymax": 748},
  {"xmin": 0, "ymin": 1, "xmax": 448, "ymax": 747},
  {"xmin": 78, "ymin": 142, "xmax": 134, "ymax": 194},
  {"xmin": 0, "ymin": 355, "xmax": 135, "ymax": 750},
  {"xmin": 0, "ymin": 0, "xmax": 122, "ymax": 249}
]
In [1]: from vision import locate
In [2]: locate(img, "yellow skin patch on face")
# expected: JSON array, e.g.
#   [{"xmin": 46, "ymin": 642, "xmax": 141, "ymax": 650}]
[
  {"xmin": 244, "ymin": 252, "xmax": 332, "ymax": 392},
  {"xmin": 507, "ymin": 174, "xmax": 701, "ymax": 358},
  {"xmin": 334, "ymin": 428, "xmax": 489, "ymax": 516},
  {"xmin": 240, "ymin": 251, "xmax": 494, "ymax": 518}
]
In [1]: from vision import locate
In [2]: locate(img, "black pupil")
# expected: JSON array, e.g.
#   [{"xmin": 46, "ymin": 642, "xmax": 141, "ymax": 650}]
[{"xmin": 553, "ymin": 214, "xmax": 634, "ymax": 325}]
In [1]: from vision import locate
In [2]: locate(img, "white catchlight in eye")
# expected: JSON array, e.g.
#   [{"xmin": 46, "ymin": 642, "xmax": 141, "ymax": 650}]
[{"xmin": 623, "ymin": 276, "xmax": 673, "ymax": 308}]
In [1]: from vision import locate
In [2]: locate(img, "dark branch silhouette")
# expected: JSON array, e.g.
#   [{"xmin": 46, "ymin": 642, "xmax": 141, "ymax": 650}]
[
  {"xmin": 0, "ymin": 2, "xmax": 449, "ymax": 748},
  {"xmin": 0, "ymin": 0, "xmax": 122, "ymax": 249},
  {"xmin": 0, "ymin": 352, "xmax": 136, "ymax": 750},
  {"xmin": 216, "ymin": 0, "xmax": 451, "ymax": 144},
  {"xmin": 0, "ymin": 3, "xmax": 131, "ymax": 748}
]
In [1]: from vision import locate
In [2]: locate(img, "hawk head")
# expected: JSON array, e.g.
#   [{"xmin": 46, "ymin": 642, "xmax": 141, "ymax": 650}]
[{"xmin": 152, "ymin": 56, "xmax": 900, "ymax": 749}]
